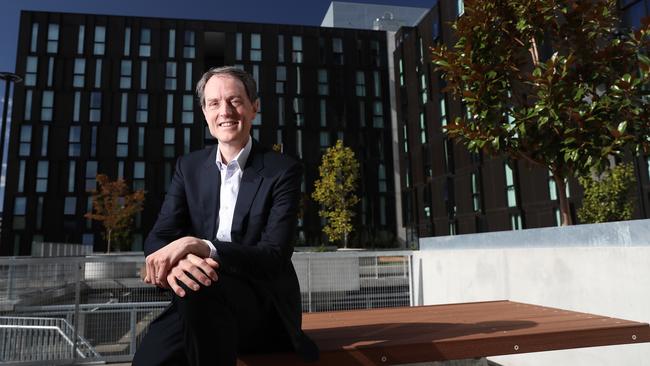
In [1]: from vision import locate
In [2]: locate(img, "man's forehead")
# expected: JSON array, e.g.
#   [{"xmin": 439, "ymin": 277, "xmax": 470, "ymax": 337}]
[{"xmin": 205, "ymin": 75, "xmax": 247, "ymax": 98}]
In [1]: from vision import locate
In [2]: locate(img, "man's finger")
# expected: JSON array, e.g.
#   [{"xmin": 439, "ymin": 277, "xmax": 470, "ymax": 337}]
[
  {"xmin": 174, "ymin": 269, "xmax": 201, "ymax": 292},
  {"xmin": 205, "ymin": 257, "xmax": 220, "ymax": 269},
  {"xmin": 167, "ymin": 274, "xmax": 185, "ymax": 297},
  {"xmin": 186, "ymin": 255, "xmax": 218, "ymax": 282}
]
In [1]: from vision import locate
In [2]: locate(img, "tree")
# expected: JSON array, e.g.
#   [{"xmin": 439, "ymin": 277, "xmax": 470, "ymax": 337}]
[
  {"xmin": 432, "ymin": 0, "xmax": 650, "ymax": 225},
  {"xmin": 85, "ymin": 174, "xmax": 145, "ymax": 253},
  {"xmin": 578, "ymin": 163, "xmax": 635, "ymax": 223},
  {"xmin": 312, "ymin": 140, "xmax": 360, "ymax": 248}
]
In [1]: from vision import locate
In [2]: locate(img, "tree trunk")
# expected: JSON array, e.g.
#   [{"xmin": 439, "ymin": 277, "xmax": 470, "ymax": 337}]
[
  {"xmin": 107, "ymin": 229, "xmax": 112, "ymax": 254},
  {"xmin": 344, "ymin": 232, "xmax": 348, "ymax": 249},
  {"xmin": 554, "ymin": 176, "xmax": 574, "ymax": 226}
]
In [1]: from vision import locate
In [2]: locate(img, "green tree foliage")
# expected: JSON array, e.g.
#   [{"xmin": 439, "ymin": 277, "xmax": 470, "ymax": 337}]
[
  {"xmin": 312, "ymin": 140, "xmax": 360, "ymax": 247},
  {"xmin": 432, "ymin": 0, "xmax": 650, "ymax": 225},
  {"xmin": 85, "ymin": 174, "xmax": 145, "ymax": 253},
  {"xmin": 578, "ymin": 163, "xmax": 635, "ymax": 223}
]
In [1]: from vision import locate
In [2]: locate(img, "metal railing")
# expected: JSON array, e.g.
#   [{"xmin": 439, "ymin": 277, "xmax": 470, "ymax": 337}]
[{"xmin": 0, "ymin": 250, "xmax": 414, "ymax": 364}]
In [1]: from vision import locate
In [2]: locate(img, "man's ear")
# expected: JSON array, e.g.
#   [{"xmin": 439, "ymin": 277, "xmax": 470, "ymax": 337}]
[{"xmin": 253, "ymin": 98, "xmax": 260, "ymax": 113}]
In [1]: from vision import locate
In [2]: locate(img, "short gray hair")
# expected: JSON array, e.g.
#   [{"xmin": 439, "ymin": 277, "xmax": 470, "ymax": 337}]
[{"xmin": 195, "ymin": 66, "xmax": 258, "ymax": 108}]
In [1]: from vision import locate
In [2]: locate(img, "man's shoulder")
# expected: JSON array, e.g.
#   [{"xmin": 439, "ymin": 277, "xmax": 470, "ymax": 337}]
[
  {"xmin": 177, "ymin": 146, "xmax": 215, "ymax": 167},
  {"xmin": 254, "ymin": 147, "xmax": 302, "ymax": 176}
]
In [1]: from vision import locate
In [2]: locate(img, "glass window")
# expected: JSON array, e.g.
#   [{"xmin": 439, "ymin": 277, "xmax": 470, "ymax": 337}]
[
  {"xmin": 370, "ymin": 40, "xmax": 380, "ymax": 67},
  {"xmin": 24, "ymin": 90, "xmax": 33, "ymax": 120},
  {"xmin": 182, "ymin": 95, "xmax": 193, "ymax": 123},
  {"xmin": 185, "ymin": 62, "xmax": 193, "ymax": 91},
  {"xmin": 140, "ymin": 60, "xmax": 148, "ymax": 89},
  {"xmin": 355, "ymin": 71, "xmax": 366, "ymax": 96},
  {"xmin": 358, "ymin": 100, "xmax": 366, "ymax": 127},
  {"xmin": 332, "ymin": 38, "xmax": 343, "ymax": 65},
  {"xmin": 94, "ymin": 26, "xmax": 106, "ymax": 55},
  {"xmin": 373, "ymin": 101, "xmax": 383, "ymax": 128},
  {"xmin": 68, "ymin": 161, "xmax": 76, "ymax": 192},
  {"xmin": 137, "ymin": 94, "xmax": 148, "ymax": 123},
  {"xmin": 319, "ymin": 99, "xmax": 327, "ymax": 127},
  {"xmin": 139, "ymin": 28, "xmax": 151, "ymax": 57},
  {"xmin": 419, "ymin": 112, "xmax": 427, "ymax": 143},
  {"xmin": 19, "ymin": 125, "xmax": 31, "ymax": 157},
  {"xmin": 319, "ymin": 131, "xmax": 330, "ymax": 148},
  {"xmin": 457, "ymin": 0, "xmax": 465, "ymax": 16},
  {"xmin": 25, "ymin": 56, "xmax": 38, "ymax": 86},
  {"xmin": 89, "ymin": 92, "xmax": 101, "ymax": 122},
  {"xmin": 293, "ymin": 97, "xmax": 304, "ymax": 126},
  {"xmin": 511, "ymin": 213, "xmax": 523, "ymax": 230},
  {"xmin": 296, "ymin": 130, "xmax": 303, "ymax": 158},
  {"xmin": 36, "ymin": 161, "xmax": 48, "ymax": 192},
  {"xmin": 373, "ymin": 71, "xmax": 381, "ymax": 97},
  {"xmin": 77, "ymin": 25, "xmax": 85, "ymax": 54},
  {"xmin": 73, "ymin": 92, "xmax": 81, "ymax": 122},
  {"xmin": 420, "ymin": 73, "xmax": 428, "ymax": 104},
  {"xmin": 69, "ymin": 126, "xmax": 81, "ymax": 157},
  {"xmin": 277, "ymin": 35, "xmax": 284, "ymax": 63},
  {"xmin": 64, "ymin": 197, "xmax": 76, "ymax": 215},
  {"xmin": 30, "ymin": 23, "xmax": 39, "ymax": 53},
  {"xmin": 120, "ymin": 93, "xmax": 128, "ymax": 123},
  {"xmin": 378, "ymin": 164, "xmax": 387, "ymax": 192},
  {"xmin": 85, "ymin": 160, "xmax": 97, "ymax": 191},
  {"xmin": 40, "ymin": 125, "xmax": 48, "ymax": 156},
  {"xmin": 90, "ymin": 126, "xmax": 97, "ymax": 157},
  {"xmin": 168, "ymin": 29, "xmax": 176, "ymax": 58},
  {"xmin": 250, "ymin": 33, "xmax": 262, "ymax": 61},
  {"xmin": 184, "ymin": 31, "xmax": 196, "ymax": 58},
  {"xmin": 318, "ymin": 69, "xmax": 328, "ymax": 95},
  {"xmin": 14, "ymin": 197, "xmax": 27, "ymax": 215},
  {"xmin": 164, "ymin": 128, "xmax": 175, "ymax": 157},
  {"xmin": 399, "ymin": 58, "xmax": 404, "ymax": 86},
  {"xmin": 18, "ymin": 161, "xmax": 26, "ymax": 193},
  {"xmin": 292, "ymin": 36, "xmax": 303, "ymax": 63},
  {"xmin": 133, "ymin": 162, "xmax": 145, "ymax": 190},
  {"xmin": 236, "ymin": 32, "xmax": 243, "ymax": 60},
  {"xmin": 471, "ymin": 172, "xmax": 481, "ymax": 212},
  {"xmin": 165, "ymin": 62, "xmax": 177, "ymax": 90},
  {"xmin": 440, "ymin": 97, "xmax": 447, "ymax": 127},
  {"xmin": 505, "ymin": 163, "xmax": 517, "ymax": 207},
  {"xmin": 95, "ymin": 59, "xmax": 102, "ymax": 88},
  {"xmin": 46, "ymin": 57, "xmax": 54, "ymax": 87},
  {"xmin": 47, "ymin": 24, "xmax": 59, "ymax": 53},
  {"xmin": 124, "ymin": 27, "xmax": 131, "ymax": 56},
  {"xmin": 73, "ymin": 58, "xmax": 85, "ymax": 87},
  {"xmin": 276, "ymin": 66, "xmax": 286, "ymax": 94},
  {"xmin": 138, "ymin": 127, "xmax": 145, "ymax": 157},
  {"xmin": 41, "ymin": 91, "xmax": 54, "ymax": 121},
  {"xmin": 120, "ymin": 60, "xmax": 132, "ymax": 89},
  {"xmin": 548, "ymin": 171, "xmax": 558, "ymax": 200},
  {"xmin": 166, "ymin": 94, "xmax": 174, "ymax": 123},
  {"xmin": 183, "ymin": 128, "xmax": 191, "ymax": 154}
]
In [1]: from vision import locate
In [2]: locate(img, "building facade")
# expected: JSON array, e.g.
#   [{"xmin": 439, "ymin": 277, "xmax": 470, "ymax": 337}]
[
  {"xmin": 1, "ymin": 11, "xmax": 397, "ymax": 255},
  {"xmin": 393, "ymin": 0, "xmax": 650, "ymax": 243}
]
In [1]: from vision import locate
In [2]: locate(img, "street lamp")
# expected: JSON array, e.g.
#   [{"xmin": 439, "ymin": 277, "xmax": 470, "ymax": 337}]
[{"xmin": 0, "ymin": 72, "xmax": 23, "ymax": 207}]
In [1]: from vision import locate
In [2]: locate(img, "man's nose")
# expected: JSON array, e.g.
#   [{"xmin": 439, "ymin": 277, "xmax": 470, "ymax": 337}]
[{"xmin": 217, "ymin": 102, "xmax": 234, "ymax": 116}]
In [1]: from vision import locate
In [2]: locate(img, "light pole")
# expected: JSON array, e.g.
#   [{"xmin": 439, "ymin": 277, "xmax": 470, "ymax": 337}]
[{"xmin": 0, "ymin": 72, "xmax": 23, "ymax": 208}]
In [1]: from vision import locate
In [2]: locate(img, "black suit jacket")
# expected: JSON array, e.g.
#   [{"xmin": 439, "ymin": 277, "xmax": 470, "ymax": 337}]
[{"xmin": 144, "ymin": 141, "xmax": 317, "ymax": 361}]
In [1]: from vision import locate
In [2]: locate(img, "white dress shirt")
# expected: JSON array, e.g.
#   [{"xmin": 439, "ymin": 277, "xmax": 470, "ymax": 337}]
[{"xmin": 203, "ymin": 137, "xmax": 252, "ymax": 258}]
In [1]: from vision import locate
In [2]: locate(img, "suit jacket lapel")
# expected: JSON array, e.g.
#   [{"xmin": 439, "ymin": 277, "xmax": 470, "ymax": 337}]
[
  {"xmin": 201, "ymin": 145, "xmax": 220, "ymax": 240},
  {"xmin": 231, "ymin": 143, "xmax": 264, "ymax": 243}
]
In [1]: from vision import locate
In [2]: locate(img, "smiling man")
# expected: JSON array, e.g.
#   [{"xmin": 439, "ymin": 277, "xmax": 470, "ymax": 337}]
[{"xmin": 134, "ymin": 66, "xmax": 318, "ymax": 366}]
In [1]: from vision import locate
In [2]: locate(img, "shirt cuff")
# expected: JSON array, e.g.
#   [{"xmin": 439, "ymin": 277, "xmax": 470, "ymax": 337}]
[{"xmin": 202, "ymin": 239, "xmax": 217, "ymax": 259}]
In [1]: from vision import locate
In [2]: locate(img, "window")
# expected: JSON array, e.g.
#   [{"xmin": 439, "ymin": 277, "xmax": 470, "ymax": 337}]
[
  {"xmin": 139, "ymin": 28, "xmax": 151, "ymax": 57},
  {"xmin": 276, "ymin": 66, "xmax": 286, "ymax": 94},
  {"xmin": 420, "ymin": 73, "xmax": 428, "ymax": 104},
  {"xmin": 13, "ymin": 197, "xmax": 27, "ymax": 230},
  {"xmin": 370, "ymin": 40, "xmax": 380, "ymax": 67},
  {"xmin": 182, "ymin": 95, "xmax": 193, "ymax": 123},
  {"xmin": 296, "ymin": 130, "xmax": 303, "ymax": 158},
  {"xmin": 292, "ymin": 36, "xmax": 303, "ymax": 63},
  {"xmin": 505, "ymin": 162, "xmax": 518, "ymax": 207},
  {"xmin": 94, "ymin": 59, "xmax": 102, "ymax": 88},
  {"xmin": 137, "ymin": 127, "xmax": 145, "ymax": 157},
  {"xmin": 46, "ymin": 57, "xmax": 54, "ymax": 87},
  {"xmin": 319, "ymin": 131, "xmax": 330, "ymax": 149},
  {"xmin": 124, "ymin": 27, "xmax": 131, "ymax": 56},
  {"xmin": 64, "ymin": 197, "xmax": 77, "ymax": 215},
  {"xmin": 47, "ymin": 24, "xmax": 59, "ymax": 53},
  {"xmin": 439, "ymin": 97, "xmax": 447, "ymax": 127},
  {"xmin": 18, "ymin": 161, "xmax": 26, "ymax": 193},
  {"xmin": 250, "ymin": 33, "xmax": 262, "ymax": 61},
  {"xmin": 120, "ymin": 93, "xmax": 128, "ymax": 123},
  {"xmin": 318, "ymin": 69, "xmax": 328, "ymax": 95},
  {"xmin": 457, "ymin": 0, "xmax": 465, "ymax": 16},
  {"xmin": 85, "ymin": 161, "xmax": 97, "ymax": 191},
  {"xmin": 68, "ymin": 161, "xmax": 76, "ymax": 192},
  {"xmin": 319, "ymin": 100, "xmax": 327, "ymax": 127},
  {"xmin": 402, "ymin": 124, "xmax": 409, "ymax": 153},
  {"xmin": 185, "ymin": 62, "xmax": 193, "ymax": 91},
  {"xmin": 90, "ymin": 126, "xmax": 97, "ymax": 157},
  {"xmin": 184, "ymin": 31, "xmax": 196, "ymax": 58},
  {"xmin": 165, "ymin": 62, "xmax": 177, "ymax": 90},
  {"xmin": 77, "ymin": 25, "xmax": 85, "ymax": 54},
  {"xmin": 373, "ymin": 71, "xmax": 381, "ymax": 97},
  {"xmin": 373, "ymin": 101, "xmax": 383, "ymax": 128},
  {"xmin": 293, "ymin": 98, "xmax": 304, "ymax": 126},
  {"xmin": 419, "ymin": 112, "xmax": 427, "ymax": 143},
  {"xmin": 137, "ymin": 94, "xmax": 148, "ymax": 123},
  {"xmin": 24, "ymin": 90, "xmax": 33, "ymax": 120},
  {"xmin": 94, "ymin": 26, "xmax": 106, "ymax": 55},
  {"xmin": 278, "ymin": 97, "xmax": 285, "ymax": 126},
  {"xmin": 277, "ymin": 35, "xmax": 285, "ymax": 63},
  {"xmin": 140, "ymin": 61, "xmax": 148, "ymax": 89},
  {"xmin": 355, "ymin": 71, "xmax": 366, "ymax": 96},
  {"xmin": 378, "ymin": 164, "xmax": 387, "ymax": 192},
  {"xmin": 358, "ymin": 100, "xmax": 366, "ymax": 127},
  {"xmin": 41, "ymin": 125, "xmax": 48, "ymax": 156},
  {"xmin": 332, "ymin": 38, "xmax": 343, "ymax": 65},
  {"xmin": 133, "ymin": 162, "xmax": 145, "ymax": 190},
  {"xmin": 548, "ymin": 171, "xmax": 558, "ymax": 200},
  {"xmin": 25, "ymin": 56, "xmax": 37, "ymax": 86},
  {"xmin": 19, "ymin": 126, "xmax": 31, "ymax": 157},
  {"xmin": 73, "ymin": 92, "xmax": 80, "ymax": 122},
  {"xmin": 73, "ymin": 58, "xmax": 85, "ymax": 87},
  {"xmin": 236, "ymin": 33, "xmax": 243, "ymax": 60},
  {"xmin": 30, "ymin": 23, "xmax": 39, "ymax": 53},
  {"xmin": 41, "ymin": 91, "xmax": 54, "ymax": 121},
  {"xmin": 166, "ymin": 94, "xmax": 174, "ymax": 123},
  {"xmin": 36, "ymin": 161, "xmax": 48, "ymax": 192},
  {"xmin": 120, "ymin": 60, "xmax": 132, "ymax": 89},
  {"xmin": 511, "ymin": 214, "xmax": 523, "ymax": 230},
  {"xmin": 164, "ymin": 128, "xmax": 175, "ymax": 157},
  {"xmin": 69, "ymin": 126, "xmax": 81, "ymax": 157},
  {"xmin": 471, "ymin": 172, "xmax": 481, "ymax": 212},
  {"xmin": 183, "ymin": 128, "xmax": 191, "ymax": 154},
  {"xmin": 295, "ymin": 66, "xmax": 302, "ymax": 94},
  {"xmin": 168, "ymin": 29, "xmax": 176, "ymax": 58},
  {"xmin": 116, "ymin": 127, "xmax": 128, "ymax": 157},
  {"xmin": 89, "ymin": 92, "xmax": 101, "ymax": 122},
  {"xmin": 398, "ymin": 58, "xmax": 404, "ymax": 86}
]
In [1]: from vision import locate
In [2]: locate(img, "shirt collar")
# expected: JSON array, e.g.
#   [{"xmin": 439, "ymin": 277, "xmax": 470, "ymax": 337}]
[{"xmin": 215, "ymin": 136, "xmax": 252, "ymax": 171}]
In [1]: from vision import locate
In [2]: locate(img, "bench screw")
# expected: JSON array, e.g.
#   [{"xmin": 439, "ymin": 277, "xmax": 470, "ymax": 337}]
[
  {"xmin": 381, "ymin": 356, "xmax": 387, "ymax": 362},
  {"xmin": 514, "ymin": 345, "xmax": 520, "ymax": 351},
  {"xmin": 632, "ymin": 335, "xmax": 637, "ymax": 341}
]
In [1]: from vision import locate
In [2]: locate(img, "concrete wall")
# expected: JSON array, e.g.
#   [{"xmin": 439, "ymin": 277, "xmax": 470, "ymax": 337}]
[{"xmin": 414, "ymin": 219, "xmax": 650, "ymax": 366}]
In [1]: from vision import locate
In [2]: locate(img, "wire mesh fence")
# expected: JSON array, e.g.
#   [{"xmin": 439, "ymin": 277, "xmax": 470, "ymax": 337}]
[{"xmin": 0, "ymin": 249, "xmax": 413, "ymax": 364}]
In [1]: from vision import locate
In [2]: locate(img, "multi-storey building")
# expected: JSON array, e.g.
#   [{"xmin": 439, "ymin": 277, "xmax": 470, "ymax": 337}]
[
  {"xmin": 1, "ymin": 10, "xmax": 397, "ymax": 255},
  {"xmin": 394, "ymin": 0, "xmax": 650, "ymax": 242}
]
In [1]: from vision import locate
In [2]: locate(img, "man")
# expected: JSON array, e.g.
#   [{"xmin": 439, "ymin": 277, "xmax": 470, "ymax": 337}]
[{"xmin": 134, "ymin": 66, "xmax": 318, "ymax": 366}]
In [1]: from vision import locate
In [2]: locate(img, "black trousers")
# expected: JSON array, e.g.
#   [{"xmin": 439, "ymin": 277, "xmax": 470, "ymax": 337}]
[{"xmin": 133, "ymin": 274, "xmax": 292, "ymax": 366}]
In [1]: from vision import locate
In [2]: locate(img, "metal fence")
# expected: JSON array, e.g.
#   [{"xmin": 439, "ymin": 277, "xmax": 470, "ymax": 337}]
[{"xmin": 0, "ymin": 250, "xmax": 414, "ymax": 364}]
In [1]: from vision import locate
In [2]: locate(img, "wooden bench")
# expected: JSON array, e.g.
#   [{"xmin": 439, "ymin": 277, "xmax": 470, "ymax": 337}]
[{"xmin": 238, "ymin": 300, "xmax": 650, "ymax": 365}]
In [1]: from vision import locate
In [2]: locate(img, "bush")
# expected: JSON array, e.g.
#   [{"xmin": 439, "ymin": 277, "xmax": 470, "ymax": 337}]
[{"xmin": 577, "ymin": 163, "xmax": 635, "ymax": 223}]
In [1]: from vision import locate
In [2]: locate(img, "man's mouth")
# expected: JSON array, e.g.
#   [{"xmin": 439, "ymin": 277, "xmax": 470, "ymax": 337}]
[{"xmin": 218, "ymin": 121, "xmax": 239, "ymax": 127}]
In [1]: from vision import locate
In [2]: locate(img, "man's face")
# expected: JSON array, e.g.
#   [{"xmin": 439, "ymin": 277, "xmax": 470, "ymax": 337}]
[{"xmin": 201, "ymin": 75, "xmax": 258, "ymax": 149}]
